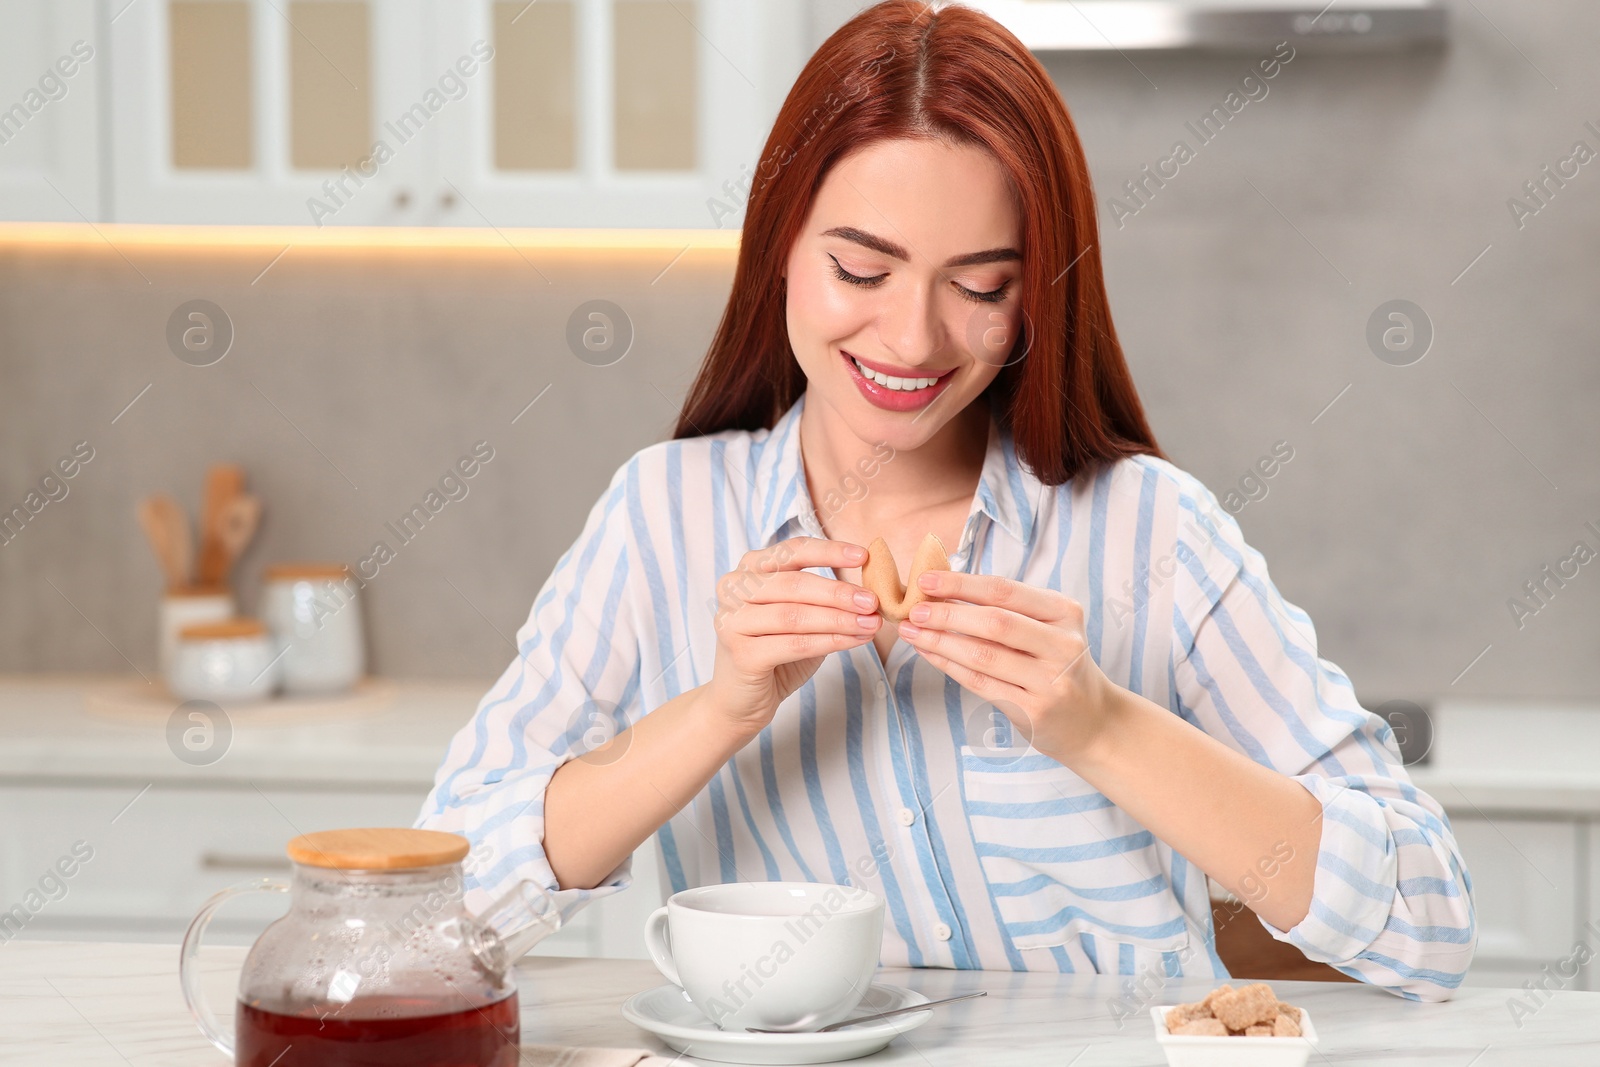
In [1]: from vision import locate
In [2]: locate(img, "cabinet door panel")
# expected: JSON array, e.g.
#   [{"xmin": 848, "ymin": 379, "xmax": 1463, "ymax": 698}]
[
  {"xmin": 0, "ymin": 0, "xmax": 101, "ymax": 221},
  {"xmin": 428, "ymin": 0, "xmax": 799, "ymax": 228},
  {"xmin": 0, "ymin": 781, "xmax": 663, "ymax": 957},
  {"xmin": 1588, "ymin": 822, "xmax": 1599, "ymax": 992},
  {"xmin": 111, "ymin": 0, "xmax": 430, "ymax": 224},
  {"xmin": 1453, "ymin": 817, "xmax": 1578, "ymax": 963},
  {"xmin": 0, "ymin": 784, "xmax": 422, "ymax": 939}
]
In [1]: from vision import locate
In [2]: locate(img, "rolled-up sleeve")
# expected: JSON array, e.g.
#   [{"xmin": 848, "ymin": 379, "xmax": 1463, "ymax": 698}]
[
  {"xmin": 416, "ymin": 459, "xmax": 642, "ymax": 926},
  {"xmin": 1168, "ymin": 480, "xmax": 1476, "ymax": 1001}
]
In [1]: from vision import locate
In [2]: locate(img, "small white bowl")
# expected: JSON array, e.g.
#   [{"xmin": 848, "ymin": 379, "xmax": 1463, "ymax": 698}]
[{"xmin": 1151, "ymin": 1005, "xmax": 1319, "ymax": 1067}]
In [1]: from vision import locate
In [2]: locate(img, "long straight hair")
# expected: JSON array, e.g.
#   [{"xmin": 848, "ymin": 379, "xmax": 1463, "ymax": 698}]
[{"xmin": 673, "ymin": 0, "xmax": 1165, "ymax": 485}]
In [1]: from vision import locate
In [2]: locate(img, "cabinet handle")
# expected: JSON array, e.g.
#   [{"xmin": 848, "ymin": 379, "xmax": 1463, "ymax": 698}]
[
  {"xmin": 439, "ymin": 189, "xmax": 457, "ymax": 209},
  {"xmin": 200, "ymin": 851, "xmax": 292, "ymax": 872},
  {"xmin": 394, "ymin": 188, "xmax": 412, "ymax": 209}
]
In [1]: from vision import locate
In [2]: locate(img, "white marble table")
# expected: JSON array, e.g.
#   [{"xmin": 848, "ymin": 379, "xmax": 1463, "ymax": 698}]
[{"xmin": 2, "ymin": 941, "xmax": 1596, "ymax": 1065}]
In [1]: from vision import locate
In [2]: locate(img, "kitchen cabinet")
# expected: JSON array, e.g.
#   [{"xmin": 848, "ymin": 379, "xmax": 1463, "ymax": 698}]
[
  {"xmin": 7, "ymin": 680, "xmax": 1598, "ymax": 986},
  {"xmin": 1452, "ymin": 817, "xmax": 1580, "ymax": 963},
  {"xmin": 0, "ymin": 783, "xmax": 421, "ymax": 937},
  {"xmin": 88, "ymin": 0, "xmax": 802, "ymax": 226},
  {"xmin": 1406, "ymin": 703, "xmax": 1600, "ymax": 992},
  {"xmin": 1588, "ymin": 822, "xmax": 1600, "ymax": 992},
  {"xmin": 0, "ymin": 0, "xmax": 102, "ymax": 222},
  {"xmin": 109, "ymin": 0, "xmax": 431, "ymax": 224},
  {"xmin": 1451, "ymin": 815, "xmax": 1592, "ymax": 991},
  {"xmin": 0, "ymin": 678, "xmax": 664, "ymax": 959},
  {"xmin": 426, "ymin": 0, "xmax": 797, "ymax": 228},
  {"xmin": 0, "ymin": 777, "xmax": 665, "ymax": 957}
]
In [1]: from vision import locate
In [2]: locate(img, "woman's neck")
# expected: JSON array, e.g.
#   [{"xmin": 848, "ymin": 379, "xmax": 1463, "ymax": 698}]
[{"xmin": 798, "ymin": 391, "xmax": 991, "ymax": 539}]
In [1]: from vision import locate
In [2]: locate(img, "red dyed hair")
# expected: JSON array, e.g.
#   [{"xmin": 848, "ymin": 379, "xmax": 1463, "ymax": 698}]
[{"xmin": 673, "ymin": 0, "xmax": 1165, "ymax": 485}]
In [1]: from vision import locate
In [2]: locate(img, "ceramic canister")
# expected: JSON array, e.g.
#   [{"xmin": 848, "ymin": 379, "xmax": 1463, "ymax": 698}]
[
  {"xmin": 168, "ymin": 618, "xmax": 280, "ymax": 703},
  {"xmin": 259, "ymin": 562, "xmax": 365, "ymax": 695},
  {"xmin": 159, "ymin": 586, "xmax": 236, "ymax": 677}
]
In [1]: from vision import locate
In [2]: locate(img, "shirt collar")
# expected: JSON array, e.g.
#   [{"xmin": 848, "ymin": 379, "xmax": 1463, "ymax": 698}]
[{"xmin": 750, "ymin": 393, "xmax": 1041, "ymax": 551}]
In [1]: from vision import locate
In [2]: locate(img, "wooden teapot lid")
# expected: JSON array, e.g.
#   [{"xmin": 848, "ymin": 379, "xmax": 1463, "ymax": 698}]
[{"xmin": 286, "ymin": 828, "xmax": 470, "ymax": 870}]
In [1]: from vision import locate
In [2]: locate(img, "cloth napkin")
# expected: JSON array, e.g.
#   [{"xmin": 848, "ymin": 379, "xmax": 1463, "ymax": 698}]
[{"xmin": 518, "ymin": 1045, "xmax": 683, "ymax": 1066}]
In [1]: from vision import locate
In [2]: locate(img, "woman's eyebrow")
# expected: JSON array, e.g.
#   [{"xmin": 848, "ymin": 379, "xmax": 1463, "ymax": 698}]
[{"xmin": 822, "ymin": 226, "xmax": 1021, "ymax": 269}]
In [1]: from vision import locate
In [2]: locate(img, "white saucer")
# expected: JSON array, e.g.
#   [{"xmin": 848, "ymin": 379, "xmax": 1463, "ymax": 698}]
[{"xmin": 621, "ymin": 982, "xmax": 933, "ymax": 1065}]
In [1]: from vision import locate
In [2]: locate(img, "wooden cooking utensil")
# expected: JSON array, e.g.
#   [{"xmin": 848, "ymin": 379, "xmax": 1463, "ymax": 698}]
[
  {"xmin": 196, "ymin": 464, "xmax": 246, "ymax": 587},
  {"xmin": 137, "ymin": 494, "xmax": 192, "ymax": 590},
  {"xmin": 216, "ymin": 493, "xmax": 262, "ymax": 584},
  {"xmin": 160, "ymin": 495, "xmax": 194, "ymax": 589}
]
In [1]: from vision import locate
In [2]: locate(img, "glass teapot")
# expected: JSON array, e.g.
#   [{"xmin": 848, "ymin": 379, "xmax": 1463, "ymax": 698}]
[{"xmin": 180, "ymin": 828, "xmax": 561, "ymax": 1066}]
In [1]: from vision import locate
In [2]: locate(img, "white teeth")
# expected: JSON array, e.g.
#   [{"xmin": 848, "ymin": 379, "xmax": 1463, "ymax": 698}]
[{"xmin": 853, "ymin": 357, "xmax": 937, "ymax": 391}]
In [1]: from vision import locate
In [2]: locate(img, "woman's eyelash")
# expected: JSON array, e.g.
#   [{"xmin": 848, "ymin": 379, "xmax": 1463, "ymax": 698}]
[
  {"xmin": 829, "ymin": 255, "xmax": 884, "ymax": 287},
  {"xmin": 828, "ymin": 254, "xmax": 1011, "ymax": 304},
  {"xmin": 958, "ymin": 281, "xmax": 1010, "ymax": 305}
]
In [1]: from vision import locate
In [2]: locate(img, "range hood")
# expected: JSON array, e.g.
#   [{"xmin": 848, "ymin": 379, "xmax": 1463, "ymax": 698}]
[{"xmin": 964, "ymin": 0, "xmax": 1448, "ymax": 52}]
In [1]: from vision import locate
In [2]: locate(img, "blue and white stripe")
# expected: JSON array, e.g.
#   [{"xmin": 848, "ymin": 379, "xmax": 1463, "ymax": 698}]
[{"xmin": 418, "ymin": 394, "xmax": 1475, "ymax": 1000}]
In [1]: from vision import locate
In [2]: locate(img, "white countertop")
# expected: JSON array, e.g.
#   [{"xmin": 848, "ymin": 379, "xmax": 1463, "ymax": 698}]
[
  {"xmin": 0, "ymin": 673, "xmax": 479, "ymax": 786},
  {"xmin": 2, "ymin": 940, "xmax": 1595, "ymax": 1065},
  {"xmin": 3, "ymin": 676, "xmax": 1598, "ymax": 816},
  {"xmin": 1409, "ymin": 699, "xmax": 1600, "ymax": 816}
]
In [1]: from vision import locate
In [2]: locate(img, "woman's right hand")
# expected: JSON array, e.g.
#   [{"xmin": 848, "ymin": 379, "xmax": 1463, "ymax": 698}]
[{"xmin": 703, "ymin": 537, "xmax": 882, "ymax": 736}]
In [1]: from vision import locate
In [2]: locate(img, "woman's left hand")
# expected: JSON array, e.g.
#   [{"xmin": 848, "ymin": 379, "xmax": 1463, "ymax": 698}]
[{"xmin": 897, "ymin": 571, "xmax": 1117, "ymax": 765}]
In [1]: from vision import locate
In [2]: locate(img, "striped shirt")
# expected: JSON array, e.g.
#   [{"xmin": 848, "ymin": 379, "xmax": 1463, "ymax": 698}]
[{"xmin": 418, "ymin": 393, "xmax": 1475, "ymax": 1001}]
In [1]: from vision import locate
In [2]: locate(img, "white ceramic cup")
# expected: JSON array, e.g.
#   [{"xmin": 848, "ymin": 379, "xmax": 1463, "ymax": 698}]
[
  {"xmin": 643, "ymin": 881, "xmax": 884, "ymax": 1032},
  {"xmin": 259, "ymin": 563, "xmax": 364, "ymax": 695},
  {"xmin": 168, "ymin": 619, "xmax": 280, "ymax": 704}
]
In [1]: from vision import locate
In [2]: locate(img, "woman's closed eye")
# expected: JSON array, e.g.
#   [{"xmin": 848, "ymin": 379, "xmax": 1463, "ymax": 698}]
[{"xmin": 828, "ymin": 254, "xmax": 1011, "ymax": 304}]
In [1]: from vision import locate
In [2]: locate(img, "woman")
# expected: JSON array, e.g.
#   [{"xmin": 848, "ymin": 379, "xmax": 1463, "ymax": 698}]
[{"xmin": 421, "ymin": 1, "xmax": 1474, "ymax": 1000}]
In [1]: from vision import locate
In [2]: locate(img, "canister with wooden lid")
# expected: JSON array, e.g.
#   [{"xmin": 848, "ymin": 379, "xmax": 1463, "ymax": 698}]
[
  {"xmin": 168, "ymin": 617, "xmax": 280, "ymax": 703},
  {"xmin": 259, "ymin": 561, "xmax": 365, "ymax": 695}
]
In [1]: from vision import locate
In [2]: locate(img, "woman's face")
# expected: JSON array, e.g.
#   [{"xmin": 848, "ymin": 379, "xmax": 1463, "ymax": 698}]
[{"xmin": 785, "ymin": 136, "xmax": 1023, "ymax": 451}]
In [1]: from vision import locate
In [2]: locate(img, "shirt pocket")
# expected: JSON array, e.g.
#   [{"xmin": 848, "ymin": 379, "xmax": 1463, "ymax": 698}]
[{"xmin": 959, "ymin": 747, "xmax": 1191, "ymax": 965}]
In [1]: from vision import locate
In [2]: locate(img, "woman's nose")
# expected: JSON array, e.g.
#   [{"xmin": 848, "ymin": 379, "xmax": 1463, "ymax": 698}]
[{"xmin": 875, "ymin": 284, "xmax": 948, "ymax": 369}]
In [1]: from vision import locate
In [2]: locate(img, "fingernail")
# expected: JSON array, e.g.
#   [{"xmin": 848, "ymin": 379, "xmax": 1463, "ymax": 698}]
[
  {"xmin": 845, "ymin": 545, "xmax": 867, "ymax": 561},
  {"xmin": 899, "ymin": 621, "xmax": 922, "ymax": 639},
  {"xmin": 909, "ymin": 604, "xmax": 930, "ymax": 623},
  {"xmin": 857, "ymin": 614, "xmax": 880, "ymax": 630},
  {"xmin": 918, "ymin": 572, "xmax": 938, "ymax": 590},
  {"xmin": 853, "ymin": 590, "xmax": 876, "ymax": 611}
]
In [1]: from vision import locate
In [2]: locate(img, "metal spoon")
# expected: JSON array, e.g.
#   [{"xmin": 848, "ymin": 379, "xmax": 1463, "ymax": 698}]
[{"xmin": 746, "ymin": 990, "xmax": 987, "ymax": 1034}]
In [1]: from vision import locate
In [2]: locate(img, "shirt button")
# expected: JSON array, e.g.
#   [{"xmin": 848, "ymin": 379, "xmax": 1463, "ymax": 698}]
[
  {"xmin": 897, "ymin": 807, "xmax": 916, "ymax": 827},
  {"xmin": 874, "ymin": 680, "xmax": 886, "ymax": 699},
  {"xmin": 933, "ymin": 922, "xmax": 952, "ymax": 942}
]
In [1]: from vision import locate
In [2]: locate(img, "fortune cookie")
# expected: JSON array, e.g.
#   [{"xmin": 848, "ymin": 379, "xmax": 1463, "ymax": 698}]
[{"xmin": 862, "ymin": 533, "xmax": 949, "ymax": 623}]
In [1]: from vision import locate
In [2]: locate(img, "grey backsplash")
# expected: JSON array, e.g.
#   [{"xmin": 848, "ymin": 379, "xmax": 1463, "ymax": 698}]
[{"xmin": 2, "ymin": 0, "xmax": 1596, "ymax": 701}]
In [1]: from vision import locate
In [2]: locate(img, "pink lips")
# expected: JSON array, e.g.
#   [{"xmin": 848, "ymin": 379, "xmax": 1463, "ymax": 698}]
[{"xmin": 842, "ymin": 351, "xmax": 955, "ymax": 413}]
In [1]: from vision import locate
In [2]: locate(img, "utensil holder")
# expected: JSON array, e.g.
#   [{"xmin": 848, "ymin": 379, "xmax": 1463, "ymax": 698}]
[{"xmin": 159, "ymin": 586, "xmax": 235, "ymax": 678}]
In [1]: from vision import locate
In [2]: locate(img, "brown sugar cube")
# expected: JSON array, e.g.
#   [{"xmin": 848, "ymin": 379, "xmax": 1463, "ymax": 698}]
[
  {"xmin": 1210, "ymin": 982, "xmax": 1279, "ymax": 1031},
  {"xmin": 1273, "ymin": 1014, "xmax": 1303, "ymax": 1037},
  {"xmin": 1165, "ymin": 1003, "xmax": 1208, "ymax": 1027},
  {"xmin": 1277, "ymin": 1002, "xmax": 1303, "ymax": 1024},
  {"xmin": 1173, "ymin": 1017, "xmax": 1229, "ymax": 1037},
  {"xmin": 1199, "ymin": 984, "xmax": 1234, "ymax": 1012}
]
